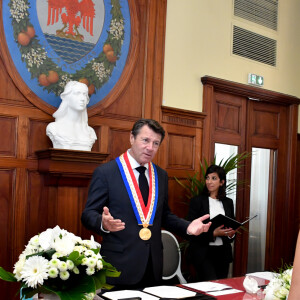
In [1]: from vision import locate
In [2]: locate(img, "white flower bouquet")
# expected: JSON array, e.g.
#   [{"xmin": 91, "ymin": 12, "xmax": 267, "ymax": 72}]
[
  {"xmin": 0, "ymin": 226, "xmax": 120, "ymax": 300},
  {"xmin": 264, "ymin": 266, "xmax": 293, "ymax": 300}
]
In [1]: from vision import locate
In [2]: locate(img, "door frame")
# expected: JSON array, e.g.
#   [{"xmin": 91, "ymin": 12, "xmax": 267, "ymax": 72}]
[{"xmin": 201, "ymin": 76, "xmax": 300, "ymax": 276}]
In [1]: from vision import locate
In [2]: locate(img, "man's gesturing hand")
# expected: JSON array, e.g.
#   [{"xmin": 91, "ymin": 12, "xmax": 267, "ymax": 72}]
[
  {"xmin": 102, "ymin": 206, "xmax": 125, "ymax": 232},
  {"xmin": 187, "ymin": 214, "xmax": 211, "ymax": 235}
]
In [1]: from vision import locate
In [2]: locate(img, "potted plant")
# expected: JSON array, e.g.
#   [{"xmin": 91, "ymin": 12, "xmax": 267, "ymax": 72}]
[{"xmin": 175, "ymin": 151, "xmax": 251, "ymax": 199}]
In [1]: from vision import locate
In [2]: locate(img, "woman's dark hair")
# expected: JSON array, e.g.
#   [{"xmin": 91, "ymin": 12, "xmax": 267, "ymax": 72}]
[
  {"xmin": 202, "ymin": 164, "xmax": 227, "ymax": 199},
  {"xmin": 131, "ymin": 119, "xmax": 165, "ymax": 143}
]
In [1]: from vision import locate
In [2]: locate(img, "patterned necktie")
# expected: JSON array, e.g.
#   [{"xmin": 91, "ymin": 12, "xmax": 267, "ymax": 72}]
[{"xmin": 136, "ymin": 166, "xmax": 149, "ymax": 206}]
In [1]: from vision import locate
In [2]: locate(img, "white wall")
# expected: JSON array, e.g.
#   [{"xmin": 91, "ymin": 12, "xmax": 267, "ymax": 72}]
[{"xmin": 163, "ymin": 0, "xmax": 300, "ymax": 132}]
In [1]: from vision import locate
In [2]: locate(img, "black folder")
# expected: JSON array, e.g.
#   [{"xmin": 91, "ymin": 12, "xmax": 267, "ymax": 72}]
[{"xmin": 209, "ymin": 214, "xmax": 257, "ymax": 231}]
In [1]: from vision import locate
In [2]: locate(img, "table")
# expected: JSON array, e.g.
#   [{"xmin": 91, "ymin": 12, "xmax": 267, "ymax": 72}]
[
  {"xmin": 209, "ymin": 276, "xmax": 268, "ymax": 299},
  {"xmin": 100, "ymin": 276, "xmax": 269, "ymax": 300}
]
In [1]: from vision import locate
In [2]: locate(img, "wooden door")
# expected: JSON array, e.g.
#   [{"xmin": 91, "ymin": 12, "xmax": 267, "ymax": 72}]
[
  {"xmin": 243, "ymin": 100, "xmax": 288, "ymax": 272},
  {"xmin": 202, "ymin": 76, "xmax": 300, "ymax": 276}
]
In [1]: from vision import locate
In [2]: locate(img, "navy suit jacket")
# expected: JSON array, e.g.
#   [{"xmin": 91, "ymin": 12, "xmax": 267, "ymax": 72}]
[
  {"xmin": 81, "ymin": 159, "xmax": 189, "ymax": 285},
  {"xmin": 187, "ymin": 194, "xmax": 235, "ymax": 264}
]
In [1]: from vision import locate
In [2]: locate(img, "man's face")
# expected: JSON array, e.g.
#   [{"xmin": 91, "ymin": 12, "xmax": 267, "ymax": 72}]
[{"xmin": 129, "ymin": 125, "xmax": 162, "ymax": 165}]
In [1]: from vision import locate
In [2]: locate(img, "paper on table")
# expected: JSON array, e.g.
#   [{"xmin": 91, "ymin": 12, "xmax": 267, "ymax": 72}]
[
  {"xmin": 143, "ymin": 285, "xmax": 196, "ymax": 299},
  {"xmin": 183, "ymin": 281, "xmax": 232, "ymax": 292},
  {"xmin": 102, "ymin": 290, "xmax": 159, "ymax": 300},
  {"xmin": 245, "ymin": 271, "xmax": 276, "ymax": 281}
]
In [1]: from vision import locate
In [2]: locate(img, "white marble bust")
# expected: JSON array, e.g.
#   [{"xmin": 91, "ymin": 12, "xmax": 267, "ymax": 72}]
[{"xmin": 46, "ymin": 81, "xmax": 97, "ymax": 151}]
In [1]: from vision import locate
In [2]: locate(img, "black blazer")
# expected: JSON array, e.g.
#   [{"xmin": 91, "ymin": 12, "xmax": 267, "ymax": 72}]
[
  {"xmin": 81, "ymin": 160, "xmax": 189, "ymax": 285},
  {"xmin": 187, "ymin": 194, "xmax": 235, "ymax": 264}
]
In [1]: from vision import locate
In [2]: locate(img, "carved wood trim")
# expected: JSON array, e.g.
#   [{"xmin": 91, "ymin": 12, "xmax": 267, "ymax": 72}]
[
  {"xmin": 36, "ymin": 148, "xmax": 108, "ymax": 163},
  {"xmin": 201, "ymin": 76, "xmax": 300, "ymax": 105},
  {"xmin": 284, "ymin": 105, "xmax": 299, "ymax": 260},
  {"xmin": 36, "ymin": 149, "xmax": 109, "ymax": 186},
  {"xmin": 161, "ymin": 106, "xmax": 206, "ymax": 128}
]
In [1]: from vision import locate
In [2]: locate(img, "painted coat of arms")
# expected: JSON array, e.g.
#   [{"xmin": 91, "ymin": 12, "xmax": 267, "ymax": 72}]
[{"xmin": 2, "ymin": 0, "xmax": 131, "ymax": 107}]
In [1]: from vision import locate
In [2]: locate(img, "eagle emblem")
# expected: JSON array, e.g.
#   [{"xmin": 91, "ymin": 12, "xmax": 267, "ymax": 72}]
[{"xmin": 47, "ymin": 0, "xmax": 96, "ymax": 42}]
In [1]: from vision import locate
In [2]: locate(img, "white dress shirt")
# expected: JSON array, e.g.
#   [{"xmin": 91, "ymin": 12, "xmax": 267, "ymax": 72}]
[
  {"xmin": 209, "ymin": 196, "xmax": 225, "ymax": 246},
  {"xmin": 127, "ymin": 149, "xmax": 150, "ymax": 184}
]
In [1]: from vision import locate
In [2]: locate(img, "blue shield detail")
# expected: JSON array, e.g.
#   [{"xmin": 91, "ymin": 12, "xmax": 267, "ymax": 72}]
[{"xmin": 3, "ymin": 0, "xmax": 131, "ymax": 108}]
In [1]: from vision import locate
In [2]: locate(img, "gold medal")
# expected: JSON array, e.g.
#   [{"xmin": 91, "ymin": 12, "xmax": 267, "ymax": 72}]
[{"xmin": 139, "ymin": 227, "xmax": 151, "ymax": 240}]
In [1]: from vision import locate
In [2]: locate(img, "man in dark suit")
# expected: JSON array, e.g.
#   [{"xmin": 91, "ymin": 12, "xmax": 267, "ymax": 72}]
[{"xmin": 81, "ymin": 119, "xmax": 211, "ymax": 289}]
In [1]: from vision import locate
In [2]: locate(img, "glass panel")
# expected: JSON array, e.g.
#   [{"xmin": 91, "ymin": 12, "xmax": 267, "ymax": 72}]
[
  {"xmin": 247, "ymin": 148, "xmax": 273, "ymax": 273},
  {"xmin": 214, "ymin": 143, "xmax": 238, "ymax": 209}
]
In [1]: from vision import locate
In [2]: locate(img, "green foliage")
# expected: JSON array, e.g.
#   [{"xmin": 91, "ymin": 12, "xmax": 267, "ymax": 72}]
[
  {"xmin": 16, "ymin": 262, "xmax": 120, "ymax": 299},
  {"xmin": 0, "ymin": 267, "xmax": 17, "ymax": 282},
  {"xmin": 43, "ymin": 275, "xmax": 96, "ymax": 300},
  {"xmin": 175, "ymin": 151, "xmax": 251, "ymax": 200},
  {"xmin": 1, "ymin": 249, "xmax": 120, "ymax": 300}
]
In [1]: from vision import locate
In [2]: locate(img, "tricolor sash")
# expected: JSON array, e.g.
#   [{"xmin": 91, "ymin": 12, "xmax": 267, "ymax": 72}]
[{"xmin": 116, "ymin": 152, "xmax": 158, "ymax": 226}]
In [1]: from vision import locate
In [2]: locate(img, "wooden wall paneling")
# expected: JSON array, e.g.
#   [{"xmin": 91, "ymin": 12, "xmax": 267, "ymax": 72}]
[
  {"xmin": 17, "ymin": 116, "xmax": 29, "ymax": 159},
  {"xmin": 90, "ymin": 126, "xmax": 101, "ymax": 153},
  {"xmin": 167, "ymin": 133, "xmax": 195, "ymax": 170},
  {"xmin": 47, "ymin": 187, "xmax": 59, "ymax": 229},
  {"xmin": 283, "ymin": 104, "xmax": 299, "ymax": 264},
  {"xmin": 109, "ymin": 128, "xmax": 132, "ymax": 161},
  {"xmin": 88, "ymin": 117, "xmax": 137, "ymax": 162},
  {"xmin": 77, "ymin": 187, "xmax": 94, "ymax": 239},
  {"xmin": 27, "ymin": 170, "xmax": 50, "ymax": 236},
  {"xmin": 167, "ymin": 179, "xmax": 189, "ymax": 220},
  {"xmin": 28, "ymin": 118, "xmax": 53, "ymax": 157},
  {"xmin": 160, "ymin": 106, "xmax": 205, "ymax": 218},
  {"xmin": 144, "ymin": 0, "xmax": 167, "ymax": 121},
  {"xmin": 202, "ymin": 82, "xmax": 216, "ymax": 163},
  {"xmin": 13, "ymin": 168, "xmax": 28, "ymax": 258},
  {"xmin": 0, "ymin": 55, "xmax": 31, "ymax": 105},
  {"xmin": 0, "ymin": 168, "xmax": 17, "ymax": 299},
  {"xmin": 295, "ymin": 134, "xmax": 300, "ymax": 244},
  {"xmin": 56, "ymin": 187, "xmax": 81, "ymax": 233},
  {"xmin": 248, "ymin": 103, "xmax": 281, "ymax": 148},
  {"xmin": 0, "ymin": 169, "xmax": 15, "ymax": 268},
  {"xmin": 213, "ymin": 92, "xmax": 247, "ymax": 147},
  {"xmin": 101, "ymin": 66, "xmax": 144, "ymax": 119},
  {"xmin": 164, "ymin": 125, "xmax": 196, "ymax": 218},
  {"xmin": 97, "ymin": 125, "xmax": 109, "ymax": 153},
  {"xmin": 0, "ymin": 115, "xmax": 17, "ymax": 157}
]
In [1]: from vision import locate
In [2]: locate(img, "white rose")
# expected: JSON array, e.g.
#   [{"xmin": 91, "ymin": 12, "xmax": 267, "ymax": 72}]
[{"xmin": 53, "ymin": 235, "xmax": 75, "ymax": 256}]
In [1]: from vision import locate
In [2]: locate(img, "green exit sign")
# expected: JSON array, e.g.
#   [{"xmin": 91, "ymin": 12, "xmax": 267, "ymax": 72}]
[{"xmin": 248, "ymin": 73, "xmax": 264, "ymax": 87}]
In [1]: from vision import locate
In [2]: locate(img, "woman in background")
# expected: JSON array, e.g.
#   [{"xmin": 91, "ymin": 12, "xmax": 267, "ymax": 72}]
[{"xmin": 187, "ymin": 164, "xmax": 236, "ymax": 281}]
